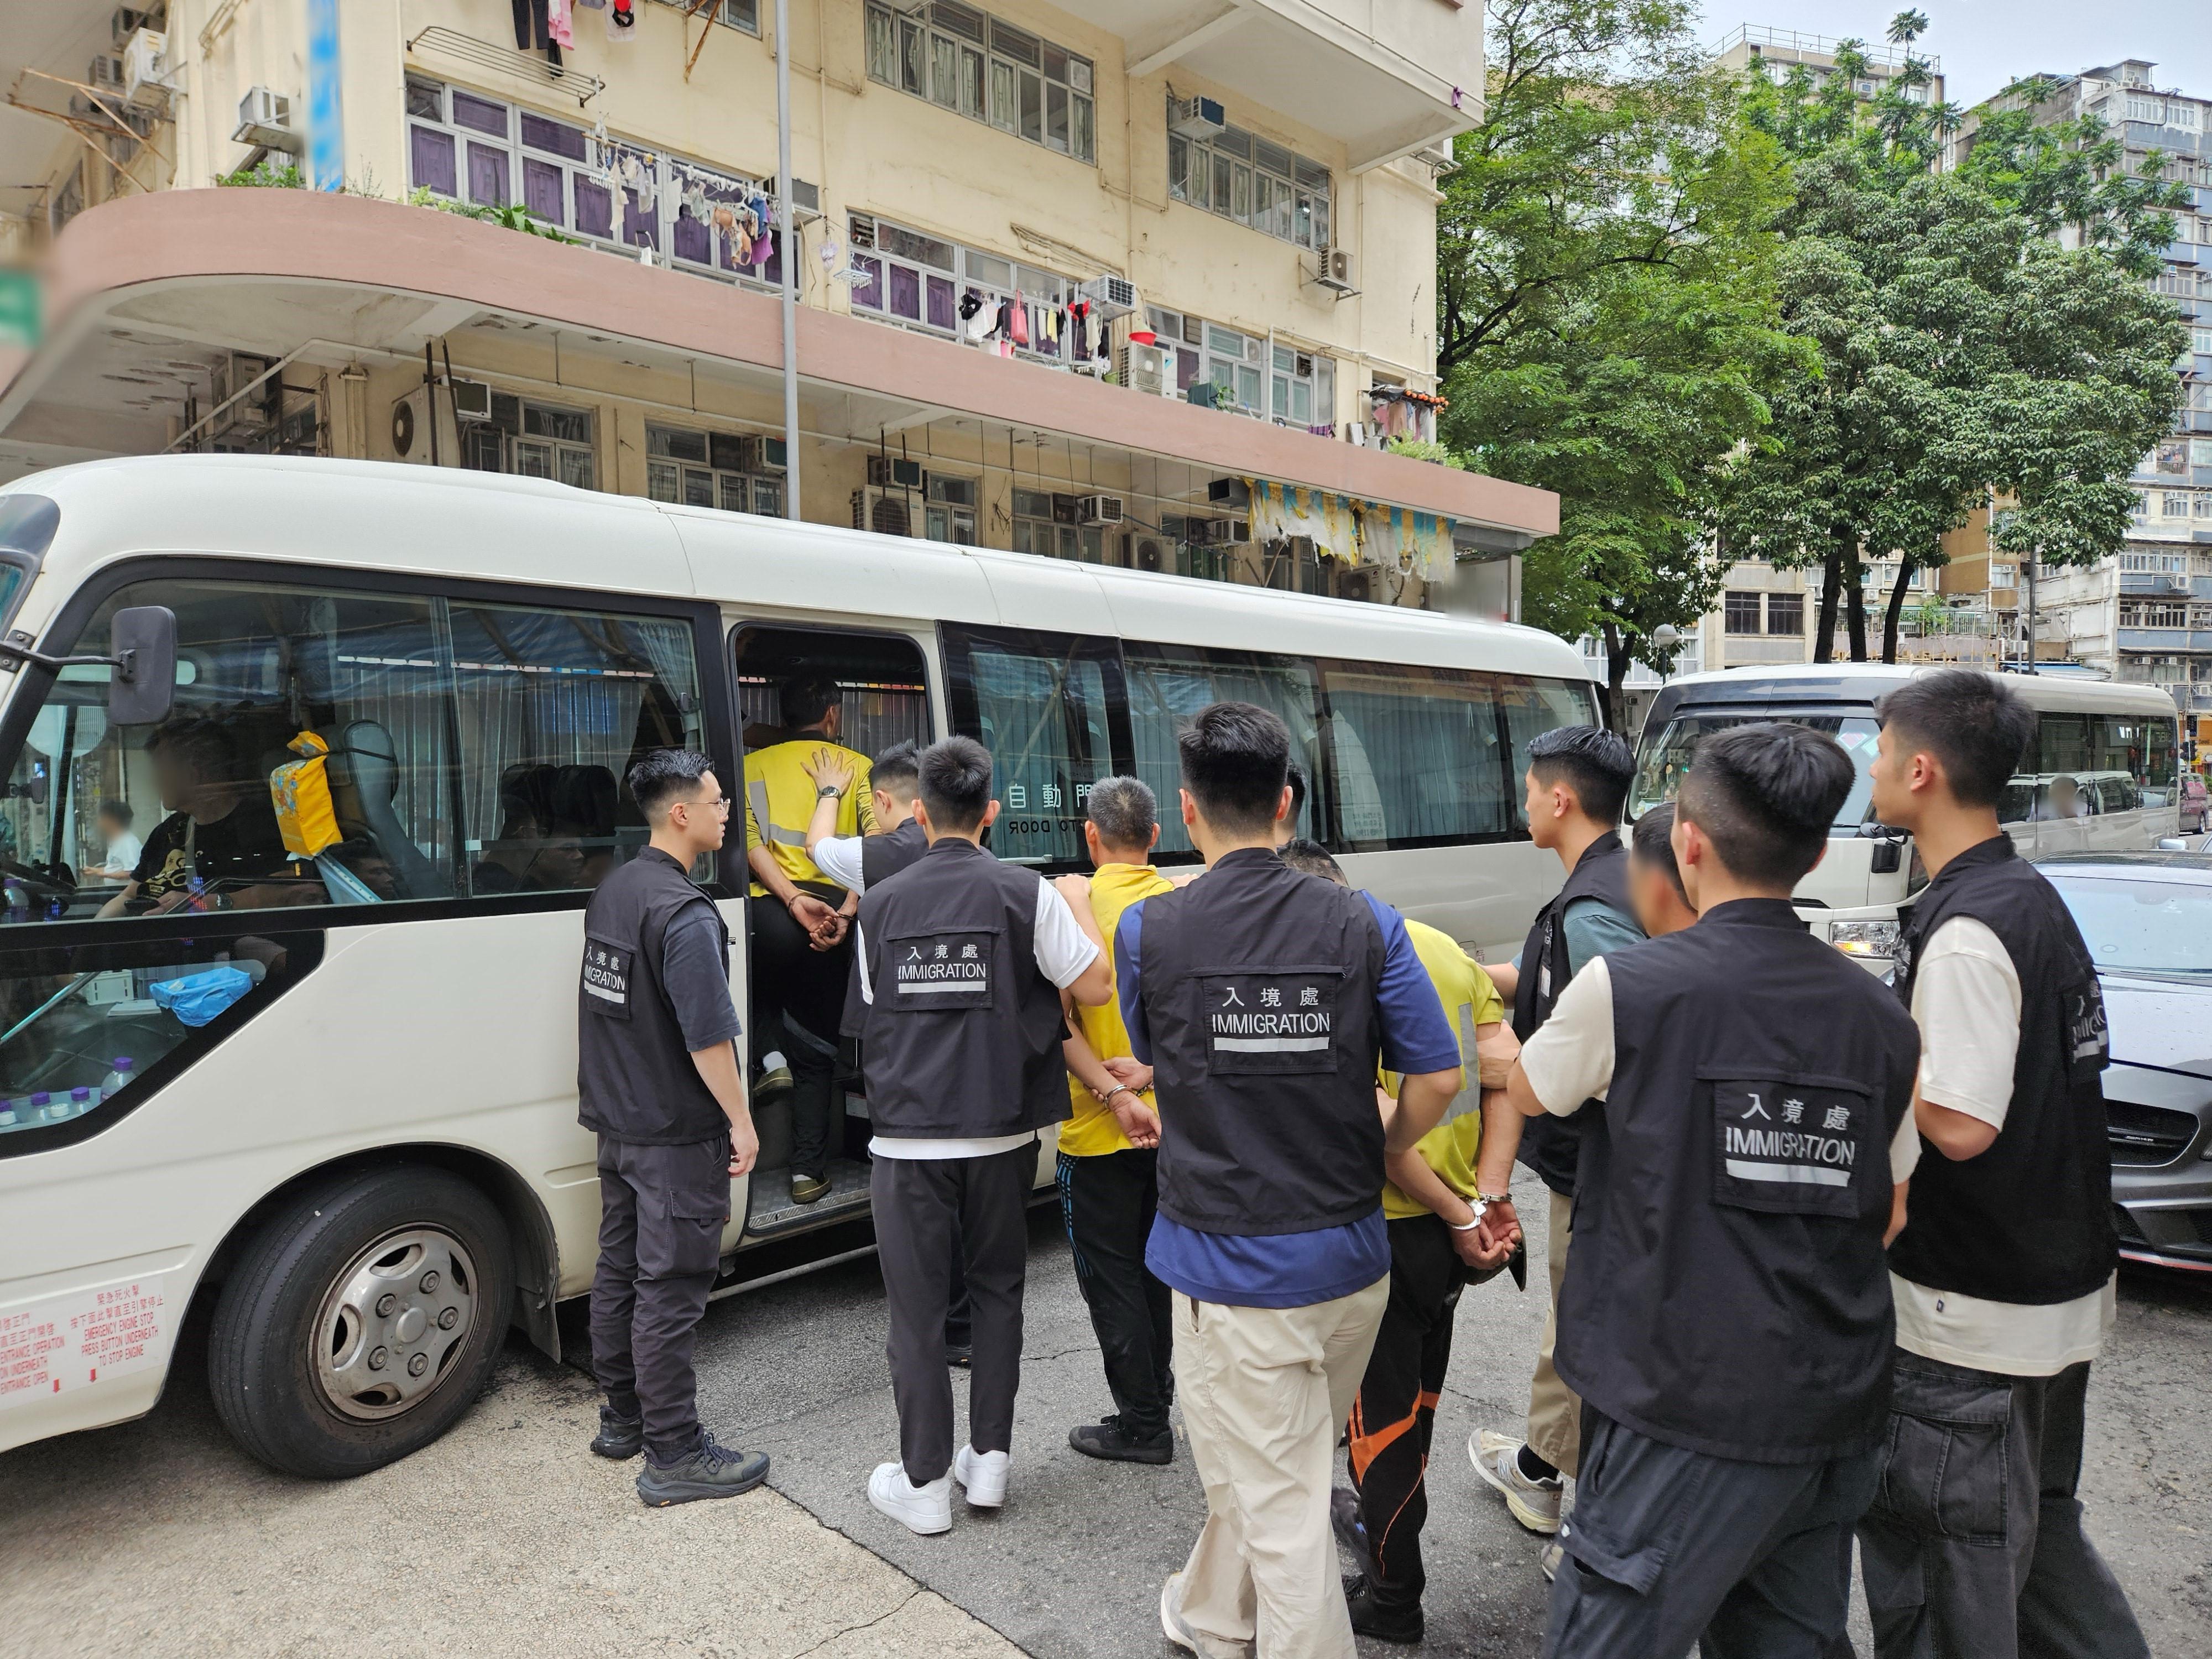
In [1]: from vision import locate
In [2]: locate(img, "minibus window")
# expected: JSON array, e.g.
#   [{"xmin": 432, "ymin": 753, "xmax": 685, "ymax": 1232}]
[
  {"xmin": 942, "ymin": 627, "xmax": 1119, "ymax": 867},
  {"xmin": 0, "ymin": 578, "xmax": 703, "ymax": 922},
  {"xmin": 1499, "ymin": 677, "xmax": 1606, "ymax": 833},
  {"xmin": 1630, "ymin": 711, "xmax": 1880, "ymax": 830},
  {"xmin": 1123, "ymin": 644, "xmax": 1324, "ymax": 858},
  {"xmin": 1320, "ymin": 662, "xmax": 1514, "ymax": 849}
]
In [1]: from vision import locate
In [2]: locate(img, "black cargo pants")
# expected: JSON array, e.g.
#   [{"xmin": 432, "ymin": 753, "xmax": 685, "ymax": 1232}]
[{"xmin": 589, "ymin": 1133, "xmax": 731, "ymax": 1466}]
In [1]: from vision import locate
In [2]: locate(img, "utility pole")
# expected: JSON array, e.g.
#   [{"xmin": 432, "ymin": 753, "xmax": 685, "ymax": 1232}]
[
  {"xmin": 2025, "ymin": 549, "xmax": 2038, "ymax": 674},
  {"xmin": 775, "ymin": 0, "xmax": 801, "ymax": 520}
]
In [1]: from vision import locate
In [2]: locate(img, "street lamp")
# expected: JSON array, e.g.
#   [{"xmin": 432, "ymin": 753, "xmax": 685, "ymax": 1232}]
[{"xmin": 1651, "ymin": 623, "xmax": 1683, "ymax": 681}]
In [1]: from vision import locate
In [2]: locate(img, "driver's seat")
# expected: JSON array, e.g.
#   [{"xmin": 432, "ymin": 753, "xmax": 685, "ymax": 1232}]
[{"xmin": 326, "ymin": 720, "xmax": 447, "ymax": 900}]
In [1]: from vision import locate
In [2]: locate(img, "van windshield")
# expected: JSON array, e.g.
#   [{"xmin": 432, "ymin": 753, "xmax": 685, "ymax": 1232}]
[{"xmin": 1631, "ymin": 711, "xmax": 1880, "ymax": 831}]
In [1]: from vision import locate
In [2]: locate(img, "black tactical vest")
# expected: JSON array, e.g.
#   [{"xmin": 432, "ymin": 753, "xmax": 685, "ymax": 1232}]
[
  {"xmin": 1553, "ymin": 899, "xmax": 1920, "ymax": 1464},
  {"xmin": 1511, "ymin": 831, "xmax": 1637, "ymax": 1197},
  {"xmin": 854, "ymin": 836, "xmax": 1070, "ymax": 1139},
  {"xmin": 1887, "ymin": 836, "xmax": 2117, "ymax": 1306},
  {"xmin": 577, "ymin": 847, "xmax": 733, "ymax": 1146},
  {"xmin": 841, "ymin": 818, "xmax": 930, "ymax": 1038},
  {"xmin": 1135, "ymin": 847, "xmax": 1390, "ymax": 1236}
]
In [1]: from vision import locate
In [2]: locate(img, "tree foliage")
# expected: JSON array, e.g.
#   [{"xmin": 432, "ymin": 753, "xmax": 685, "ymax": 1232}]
[{"xmin": 1438, "ymin": 0, "xmax": 1799, "ymax": 721}]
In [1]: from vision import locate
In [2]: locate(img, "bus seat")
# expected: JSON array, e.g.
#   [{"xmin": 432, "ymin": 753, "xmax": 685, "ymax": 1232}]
[{"xmin": 328, "ymin": 720, "xmax": 447, "ymax": 901}]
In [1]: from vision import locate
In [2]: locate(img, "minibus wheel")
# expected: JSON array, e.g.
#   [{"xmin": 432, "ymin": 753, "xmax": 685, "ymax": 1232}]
[{"xmin": 208, "ymin": 1164, "xmax": 515, "ymax": 1479}]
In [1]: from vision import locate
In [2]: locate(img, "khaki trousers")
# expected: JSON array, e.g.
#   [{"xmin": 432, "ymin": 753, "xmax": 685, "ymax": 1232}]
[
  {"xmin": 1526, "ymin": 1187, "xmax": 1582, "ymax": 1478},
  {"xmin": 1170, "ymin": 1277, "xmax": 1391, "ymax": 1659}
]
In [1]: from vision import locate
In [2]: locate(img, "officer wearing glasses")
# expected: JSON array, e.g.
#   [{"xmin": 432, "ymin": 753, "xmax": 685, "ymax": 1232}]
[{"xmin": 577, "ymin": 748, "xmax": 771, "ymax": 1506}]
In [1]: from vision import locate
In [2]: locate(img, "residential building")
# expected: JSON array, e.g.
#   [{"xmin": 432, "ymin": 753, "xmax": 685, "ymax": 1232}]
[
  {"xmin": 1710, "ymin": 24, "xmax": 1945, "ymax": 109},
  {"xmin": 0, "ymin": 1, "xmax": 1551, "ymax": 615},
  {"xmin": 1943, "ymin": 60, "xmax": 2212, "ymax": 738}
]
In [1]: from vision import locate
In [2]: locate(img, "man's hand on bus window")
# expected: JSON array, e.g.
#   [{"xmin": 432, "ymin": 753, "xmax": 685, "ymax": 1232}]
[
  {"xmin": 1102, "ymin": 1053, "xmax": 1152, "ymax": 1095},
  {"xmin": 802, "ymin": 747, "xmax": 855, "ymax": 796}
]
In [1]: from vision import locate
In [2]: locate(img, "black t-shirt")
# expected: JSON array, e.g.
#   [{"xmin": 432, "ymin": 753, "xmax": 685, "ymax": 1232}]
[{"xmin": 133, "ymin": 805, "xmax": 293, "ymax": 904}]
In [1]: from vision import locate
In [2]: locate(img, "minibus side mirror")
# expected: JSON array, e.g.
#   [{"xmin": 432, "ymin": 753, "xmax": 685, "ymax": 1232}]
[{"xmin": 107, "ymin": 606, "xmax": 178, "ymax": 726}]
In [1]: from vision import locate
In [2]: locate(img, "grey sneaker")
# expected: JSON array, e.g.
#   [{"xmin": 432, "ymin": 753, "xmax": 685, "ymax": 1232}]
[
  {"xmin": 589, "ymin": 1405, "xmax": 643, "ymax": 1460},
  {"xmin": 636, "ymin": 1433, "xmax": 771, "ymax": 1506},
  {"xmin": 1540, "ymin": 1540, "xmax": 1564, "ymax": 1582},
  {"xmin": 1469, "ymin": 1428, "xmax": 1563, "ymax": 1534}
]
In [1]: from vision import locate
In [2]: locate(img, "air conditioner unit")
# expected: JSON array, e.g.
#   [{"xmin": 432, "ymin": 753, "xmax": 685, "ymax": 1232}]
[
  {"xmin": 1133, "ymin": 537, "xmax": 1166, "ymax": 572},
  {"xmin": 390, "ymin": 384, "xmax": 461, "ymax": 466},
  {"xmin": 1118, "ymin": 341, "xmax": 1168, "ymax": 397},
  {"xmin": 121, "ymin": 29, "xmax": 172, "ymax": 110},
  {"xmin": 867, "ymin": 454, "xmax": 925, "ymax": 489},
  {"xmin": 1217, "ymin": 518, "xmax": 1254, "ymax": 545},
  {"xmin": 111, "ymin": 8, "xmax": 150, "ymax": 47},
  {"xmin": 1314, "ymin": 247, "xmax": 1359, "ymax": 293},
  {"xmin": 1207, "ymin": 477, "xmax": 1251, "ymax": 510},
  {"xmin": 1076, "ymin": 274, "xmax": 1136, "ymax": 320},
  {"xmin": 448, "ymin": 378, "xmax": 493, "ymax": 422},
  {"xmin": 1076, "ymin": 495, "xmax": 1124, "ymax": 527},
  {"xmin": 754, "ymin": 435, "xmax": 789, "ymax": 473},
  {"xmin": 235, "ymin": 87, "xmax": 302, "ymax": 154},
  {"xmin": 1170, "ymin": 97, "xmax": 1225, "ymax": 140},
  {"xmin": 765, "ymin": 175, "xmax": 822, "ymax": 217},
  {"xmin": 852, "ymin": 487, "xmax": 917, "ymax": 538},
  {"xmin": 88, "ymin": 56, "xmax": 123, "ymax": 90}
]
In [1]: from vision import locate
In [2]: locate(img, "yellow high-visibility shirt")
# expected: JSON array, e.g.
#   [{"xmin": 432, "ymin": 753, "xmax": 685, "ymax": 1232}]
[
  {"xmin": 743, "ymin": 739, "xmax": 874, "ymax": 895},
  {"xmin": 1060, "ymin": 860, "xmax": 1176, "ymax": 1158},
  {"xmin": 1381, "ymin": 918, "xmax": 1506, "ymax": 1220}
]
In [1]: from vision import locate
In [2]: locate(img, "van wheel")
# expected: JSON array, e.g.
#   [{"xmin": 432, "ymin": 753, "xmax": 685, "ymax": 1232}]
[{"xmin": 208, "ymin": 1165, "xmax": 514, "ymax": 1479}]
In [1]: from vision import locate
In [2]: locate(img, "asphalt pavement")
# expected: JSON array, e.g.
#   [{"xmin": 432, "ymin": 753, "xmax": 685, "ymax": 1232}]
[{"xmin": 4, "ymin": 1177, "xmax": 2209, "ymax": 1657}]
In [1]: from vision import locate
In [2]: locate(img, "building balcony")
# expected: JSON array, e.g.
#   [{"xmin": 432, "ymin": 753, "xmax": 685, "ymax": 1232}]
[
  {"xmin": 0, "ymin": 189, "xmax": 1553, "ymax": 609},
  {"xmin": 2119, "ymin": 628, "xmax": 2212, "ymax": 653},
  {"xmin": 1091, "ymin": 0, "xmax": 1479, "ymax": 170}
]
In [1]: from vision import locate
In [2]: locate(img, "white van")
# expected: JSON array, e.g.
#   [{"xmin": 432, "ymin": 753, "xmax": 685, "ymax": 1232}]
[{"xmin": 1631, "ymin": 665, "xmax": 2183, "ymax": 969}]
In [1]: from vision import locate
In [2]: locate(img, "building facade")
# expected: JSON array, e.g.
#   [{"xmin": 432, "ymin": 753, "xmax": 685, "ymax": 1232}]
[
  {"xmin": 0, "ymin": 1, "xmax": 1552, "ymax": 614},
  {"xmin": 1710, "ymin": 24, "xmax": 1945, "ymax": 112}
]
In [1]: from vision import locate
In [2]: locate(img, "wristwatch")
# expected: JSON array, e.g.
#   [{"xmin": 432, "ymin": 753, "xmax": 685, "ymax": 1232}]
[{"xmin": 816, "ymin": 784, "xmax": 842, "ymax": 798}]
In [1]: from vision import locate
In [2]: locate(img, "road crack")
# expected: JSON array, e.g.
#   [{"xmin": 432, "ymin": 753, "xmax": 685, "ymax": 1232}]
[{"xmin": 785, "ymin": 1587, "xmax": 923, "ymax": 1658}]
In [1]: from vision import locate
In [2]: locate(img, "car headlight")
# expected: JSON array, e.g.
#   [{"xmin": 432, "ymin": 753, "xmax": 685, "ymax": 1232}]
[{"xmin": 1830, "ymin": 920, "xmax": 1901, "ymax": 958}]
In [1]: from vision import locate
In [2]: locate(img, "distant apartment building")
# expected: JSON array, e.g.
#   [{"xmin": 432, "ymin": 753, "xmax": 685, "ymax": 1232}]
[
  {"xmin": 0, "ymin": 1, "xmax": 1551, "ymax": 615},
  {"xmin": 1945, "ymin": 60, "xmax": 2212, "ymax": 738},
  {"xmin": 1710, "ymin": 23, "xmax": 1945, "ymax": 108}
]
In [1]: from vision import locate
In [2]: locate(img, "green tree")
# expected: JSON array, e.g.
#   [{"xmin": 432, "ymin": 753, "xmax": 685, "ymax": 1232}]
[{"xmin": 1438, "ymin": 0, "xmax": 1799, "ymax": 721}]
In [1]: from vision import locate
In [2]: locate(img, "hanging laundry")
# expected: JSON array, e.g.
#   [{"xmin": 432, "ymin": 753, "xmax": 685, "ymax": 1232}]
[
  {"xmin": 711, "ymin": 202, "xmax": 737, "ymax": 236},
  {"xmin": 733, "ymin": 221, "xmax": 753, "ymax": 263},
  {"xmin": 752, "ymin": 228, "xmax": 774, "ymax": 268},
  {"xmin": 957, "ymin": 290, "xmax": 983, "ymax": 321},
  {"xmin": 1010, "ymin": 293, "xmax": 1030, "ymax": 347},
  {"xmin": 547, "ymin": 0, "xmax": 576, "ymax": 49},
  {"xmin": 1070, "ymin": 309, "xmax": 1088, "ymax": 361},
  {"xmin": 993, "ymin": 299, "xmax": 1013, "ymax": 339},
  {"xmin": 576, "ymin": 0, "xmax": 604, "ymax": 8},
  {"xmin": 512, "ymin": 0, "xmax": 562, "ymax": 66},
  {"xmin": 606, "ymin": 0, "xmax": 639, "ymax": 39}
]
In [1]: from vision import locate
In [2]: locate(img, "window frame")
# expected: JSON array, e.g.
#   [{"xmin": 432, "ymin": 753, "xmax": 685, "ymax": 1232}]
[
  {"xmin": 862, "ymin": 2, "xmax": 1095, "ymax": 165},
  {"xmin": 0, "ymin": 554, "xmax": 737, "ymax": 937},
  {"xmin": 1170, "ymin": 98, "xmax": 1333, "ymax": 252}
]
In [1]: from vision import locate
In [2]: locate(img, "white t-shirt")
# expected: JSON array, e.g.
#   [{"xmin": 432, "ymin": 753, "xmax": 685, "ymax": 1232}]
[
  {"xmin": 860, "ymin": 872, "xmax": 1099, "ymax": 1160},
  {"xmin": 103, "ymin": 831, "xmax": 144, "ymax": 874},
  {"xmin": 810, "ymin": 832, "xmax": 867, "ymax": 894},
  {"xmin": 1891, "ymin": 916, "xmax": 2115, "ymax": 1375},
  {"xmin": 1517, "ymin": 956, "xmax": 1922, "ymax": 1184}
]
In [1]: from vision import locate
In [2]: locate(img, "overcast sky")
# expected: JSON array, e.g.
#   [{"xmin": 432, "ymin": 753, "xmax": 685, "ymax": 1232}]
[{"xmin": 1706, "ymin": 2, "xmax": 2212, "ymax": 109}]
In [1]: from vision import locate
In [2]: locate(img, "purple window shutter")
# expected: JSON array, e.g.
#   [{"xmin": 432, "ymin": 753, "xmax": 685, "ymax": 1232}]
[
  {"xmin": 523, "ymin": 159, "xmax": 565, "ymax": 226},
  {"xmin": 574, "ymin": 177, "xmax": 613, "ymax": 239},
  {"xmin": 673, "ymin": 208, "xmax": 709, "ymax": 264},
  {"xmin": 452, "ymin": 92, "xmax": 508, "ymax": 135},
  {"xmin": 623, "ymin": 187, "xmax": 658, "ymax": 248},
  {"xmin": 927, "ymin": 275, "xmax": 955, "ymax": 331},
  {"xmin": 889, "ymin": 263, "xmax": 921, "ymax": 320},
  {"xmin": 467, "ymin": 143, "xmax": 509, "ymax": 207},
  {"xmin": 410, "ymin": 127, "xmax": 457, "ymax": 197}
]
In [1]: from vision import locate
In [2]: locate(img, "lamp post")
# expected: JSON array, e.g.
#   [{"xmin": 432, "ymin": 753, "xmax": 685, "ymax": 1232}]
[{"xmin": 775, "ymin": 0, "xmax": 801, "ymax": 520}]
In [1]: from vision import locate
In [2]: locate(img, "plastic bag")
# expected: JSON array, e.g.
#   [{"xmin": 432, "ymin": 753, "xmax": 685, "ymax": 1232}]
[
  {"xmin": 150, "ymin": 966, "xmax": 254, "ymax": 1028},
  {"xmin": 269, "ymin": 730, "xmax": 342, "ymax": 858}
]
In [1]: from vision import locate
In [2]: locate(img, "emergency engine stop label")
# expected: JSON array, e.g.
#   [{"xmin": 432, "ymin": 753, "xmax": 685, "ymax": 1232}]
[
  {"xmin": 1710, "ymin": 1077, "xmax": 1869, "ymax": 1219},
  {"xmin": 0, "ymin": 1275, "xmax": 168, "ymax": 1411},
  {"xmin": 890, "ymin": 931, "xmax": 995, "ymax": 1009},
  {"xmin": 1199, "ymin": 968, "xmax": 1342, "ymax": 1074}
]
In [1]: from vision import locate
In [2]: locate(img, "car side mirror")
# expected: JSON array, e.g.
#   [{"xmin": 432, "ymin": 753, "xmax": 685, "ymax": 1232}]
[{"xmin": 107, "ymin": 606, "xmax": 177, "ymax": 727}]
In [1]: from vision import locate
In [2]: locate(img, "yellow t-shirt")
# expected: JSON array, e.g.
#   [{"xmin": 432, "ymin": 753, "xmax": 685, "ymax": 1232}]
[
  {"xmin": 1380, "ymin": 918, "xmax": 1506, "ymax": 1220},
  {"xmin": 743, "ymin": 739, "xmax": 874, "ymax": 895},
  {"xmin": 1060, "ymin": 860, "xmax": 1176, "ymax": 1158}
]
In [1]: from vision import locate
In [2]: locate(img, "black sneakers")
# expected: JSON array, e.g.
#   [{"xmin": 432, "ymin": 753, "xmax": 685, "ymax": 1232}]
[
  {"xmin": 1342, "ymin": 1573, "xmax": 1424, "ymax": 1646},
  {"xmin": 1068, "ymin": 1413, "xmax": 1175, "ymax": 1465},
  {"xmin": 636, "ymin": 1432, "xmax": 773, "ymax": 1506},
  {"xmin": 590, "ymin": 1406, "xmax": 643, "ymax": 1460}
]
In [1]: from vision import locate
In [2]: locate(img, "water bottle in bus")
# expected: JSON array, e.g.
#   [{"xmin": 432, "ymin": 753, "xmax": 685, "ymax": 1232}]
[
  {"xmin": 29, "ymin": 1091, "xmax": 54, "ymax": 1121},
  {"xmin": 103, "ymin": 1057, "xmax": 135, "ymax": 1099},
  {"xmin": 69, "ymin": 1086, "xmax": 95, "ymax": 1118}
]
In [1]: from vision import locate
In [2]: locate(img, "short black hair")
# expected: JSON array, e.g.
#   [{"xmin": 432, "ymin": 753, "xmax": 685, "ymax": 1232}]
[
  {"xmin": 1875, "ymin": 671, "xmax": 2036, "ymax": 809},
  {"xmin": 1631, "ymin": 802, "xmax": 1687, "ymax": 903},
  {"xmin": 626, "ymin": 748, "xmax": 718, "ymax": 818},
  {"xmin": 872, "ymin": 740, "xmax": 921, "ymax": 801},
  {"xmin": 779, "ymin": 672, "xmax": 841, "ymax": 730},
  {"xmin": 97, "ymin": 797, "xmax": 133, "ymax": 828},
  {"xmin": 1278, "ymin": 837, "xmax": 1346, "ymax": 884},
  {"xmin": 1285, "ymin": 761, "xmax": 1308, "ymax": 828},
  {"xmin": 1526, "ymin": 725, "xmax": 1634, "ymax": 826},
  {"xmin": 917, "ymin": 735, "xmax": 993, "ymax": 832},
  {"xmin": 145, "ymin": 717, "xmax": 237, "ymax": 781},
  {"xmin": 1677, "ymin": 723, "xmax": 1854, "ymax": 889},
  {"xmin": 1086, "ymin": 775, "xmax": 1157, "ymax": 851},
  {"xmin": 1179, "ymin": 701, "xmax": 1290, "ymax": 838}
]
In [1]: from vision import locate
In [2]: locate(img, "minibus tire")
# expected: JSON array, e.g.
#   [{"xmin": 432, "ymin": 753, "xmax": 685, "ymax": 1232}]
[{"xmin": 207, "ymin": 1165, "xmax": 516, "ymax": 1479}]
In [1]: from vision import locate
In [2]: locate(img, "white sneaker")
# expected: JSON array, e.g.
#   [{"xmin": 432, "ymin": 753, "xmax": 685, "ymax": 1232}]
[
  {"xmin": 867, "ymin": 1460, "xmax": 952, "ymax": 1535},
  {"xmin": 952, "ymin": 1444, "xmax": 1009, "ymax": 1508},
  {"xmin": 1469, "ymin": 1427, "xmax": 1563, "ymax": 1534}
]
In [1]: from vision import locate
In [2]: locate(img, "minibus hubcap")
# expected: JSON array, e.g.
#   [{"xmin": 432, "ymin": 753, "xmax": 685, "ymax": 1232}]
[{"xmin": 315, "ymin": 1228, "xmax": 478, "ymax": 1421}]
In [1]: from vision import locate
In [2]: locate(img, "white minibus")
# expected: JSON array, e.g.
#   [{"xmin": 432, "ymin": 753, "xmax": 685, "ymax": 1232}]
[
  {"xmin": 1631, "ymin": 664, "xmax": 2183, "ymax": 969},
  {"xmin": 0, "ymin": 457, "xmax": 1596, "ymax": 1477}
]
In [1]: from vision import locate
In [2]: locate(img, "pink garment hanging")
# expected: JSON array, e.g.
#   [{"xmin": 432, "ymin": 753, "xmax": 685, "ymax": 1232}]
[
  {"xmin": 548, "ymin": 0, "xmax": 576, "ymax": 49},
  {"xmin": 1010, "ymin": 292, "xmax": 1030, "ymax": 347}
]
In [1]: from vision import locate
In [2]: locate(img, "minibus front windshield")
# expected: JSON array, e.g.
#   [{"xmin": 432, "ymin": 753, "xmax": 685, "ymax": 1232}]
[{"xmin": 1631, "ymin": 712, "xmax": 1881, "ymax": 831}]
